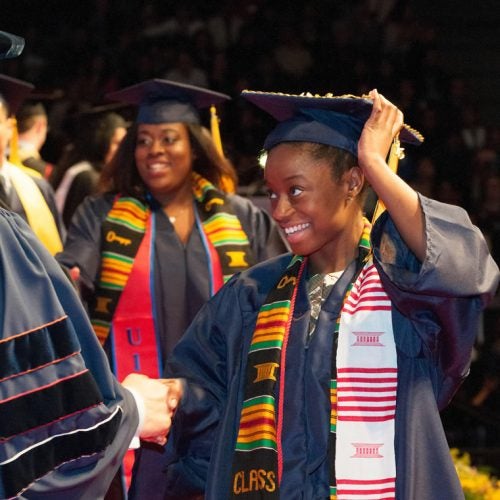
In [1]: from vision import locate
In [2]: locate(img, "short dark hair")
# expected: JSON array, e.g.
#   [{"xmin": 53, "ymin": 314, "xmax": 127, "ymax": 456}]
[{"xmin": 16, "ymin": 102, "xmax": 47, "ymax": 133}]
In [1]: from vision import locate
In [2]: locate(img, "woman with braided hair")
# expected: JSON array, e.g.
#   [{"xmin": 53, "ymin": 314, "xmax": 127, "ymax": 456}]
[{"xmin": 160, "ymin": 89, "xmax": 499, "ymax": 499}]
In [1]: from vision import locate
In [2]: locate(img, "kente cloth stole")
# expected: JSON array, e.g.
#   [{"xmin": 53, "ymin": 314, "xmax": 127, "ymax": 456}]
[
  {"xmin": 91, "ymin": 174, "xmax": 254, "ymax": 349},
  {"xmin": 230, "ymin": 219, "xmax": 398, "ymax": 500},
  {"xmin": 192, "ymin": 172, "xmax": 254, "ymax": 292}
]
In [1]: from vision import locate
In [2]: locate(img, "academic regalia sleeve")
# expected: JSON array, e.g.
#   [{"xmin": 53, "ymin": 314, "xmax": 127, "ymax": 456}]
[
  {"xmin": 0, "ymin": 209, "xmax": 139, "ymax": 499},
  {"xmin": 371, "ymin": 194, "xmax": 500, "ymax": 408},
  {"xmin": 161, "ymin": 287, "xmax": 232, "ymax": 495},
  {"xmin": 55, "ymin": 194, "xmax": 113, "ymax": 296},
  {"xmin": 61, "ymin": 169, "xmax": 99, "ymax": 229}
]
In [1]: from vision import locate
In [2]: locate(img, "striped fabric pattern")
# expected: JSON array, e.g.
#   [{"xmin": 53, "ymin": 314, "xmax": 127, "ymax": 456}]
[
  {"xmin": 0, "ymin": 316, "xmax": 123, "ymax": 498},
  {"xmin": 235, "ymin": 299, "xmax": 291, "ymax": 452},
  {"xmin": 90, "ymin": 196, "xmax": 149, "ymax": 345},
  {"xmin": 106, "ymin": 197, "xmax": 149, "ymax": 232},
  {"xmin": 192, "ymin": 172, "xmax": 254, "ymax": 284},
  {"xmin": 97, "ymin": 197, "xmax": 148, "ymax": 292},
  {"xmin": 336, "ymin": 367, "xmax": 397, "ymax": 423},
  {"xmin": 235, "ymin": 395, "xmax": 277, "ymax": 451},
  {"xmin": 99, "ymin": 252, "xmax": 134, "ymax": 290},
  {"xmin": 248, "ymin": 301, "xmax": 291, "ymax": 353},
  {"xmin": 343, "ymin": 264, "xmax": 392, "ymax": 315},
  {"xmin": 335, "ymin": 258, "xmax": 397, "ymax": 500},
  {"xmin": 203, "ymin": 213, "xmax": 250, "ymax": 247},
  {"xmin": 336, "ymin": 477, "xmax": 396, "ymax": 499},
  {"xmin": 230, "ymin": 256, "xmax": 303, "ymax": 498}
]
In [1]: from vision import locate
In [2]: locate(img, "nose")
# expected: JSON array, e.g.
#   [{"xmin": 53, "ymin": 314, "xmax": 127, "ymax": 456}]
[
  {"xmin": 272, "ymin": 195, "xmax": 293, "ymax": 223},
  {"xmin": 149, "ymin": 139, "xmax": 165, "ymax": 155}
]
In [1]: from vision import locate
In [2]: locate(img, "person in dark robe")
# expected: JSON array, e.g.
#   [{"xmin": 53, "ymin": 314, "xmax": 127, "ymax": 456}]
[
  {"xmin": 55, "ymin": 78, "xmax": 287, "ymax": 498},
  {"xmin": 0, "ymin": 30, "xmax": 179, "ymax": 499},
  {"xmin": 159, "ymin": 89, "xmax": 499, "ymax": 499}
]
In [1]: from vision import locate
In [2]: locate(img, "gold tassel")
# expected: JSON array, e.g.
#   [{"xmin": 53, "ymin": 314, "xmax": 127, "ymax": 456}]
[
  {"xmin": 210, "ymin": 105, "xmax": 224, "ymax": 158},
  {"xmin": 8, "ymin": 116, "xmax": 21, "ymax": 165},
  {"xmin": 371, "ymin": 135, "xmax": 404, "ymax": 224},
  {"xmin": 210, "ymin": 104, "xmax": 236, "ymax": 194}
]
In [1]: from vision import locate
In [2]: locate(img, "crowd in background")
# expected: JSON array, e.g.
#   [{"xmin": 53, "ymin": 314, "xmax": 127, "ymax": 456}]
[{"xmin": 1, "ymin": 0, "xmax": 499, "ymax": 467}]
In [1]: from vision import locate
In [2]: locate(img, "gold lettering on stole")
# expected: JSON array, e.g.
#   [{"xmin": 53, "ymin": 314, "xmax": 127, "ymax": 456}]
[
  {"xmin": 95, "ymin": 296, "xmax": 113, "ymax": 314},
  {"xmin": 254, "ymin": 362, "xmax": 280, "ymax": 382},
  {"xmin": 233, "ymin": 470, "xmax": 276, "ymax": 494},
  {"xmin": 226, "ymin": 251, "xmax": 249, "ymax": 268},
  {"xmin": 106, "ymin": 230, "xmax": 132, "ymax": 246},
  {"xmin": 277, "ymin": 275, "xmax": 296, "ymax": 289},
  {"xmin": 205, "ymin": 197, "xmax": 224, "ymax": 211}
]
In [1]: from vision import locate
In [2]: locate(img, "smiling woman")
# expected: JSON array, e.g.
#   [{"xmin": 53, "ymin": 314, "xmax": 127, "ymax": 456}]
[
  {"xmin": 54, "ymin": 79, "xmax": 287, "ymax": 499},
  {"xmin": 159, "ymin": 88, "xmax": 499, "ymax": 500}
]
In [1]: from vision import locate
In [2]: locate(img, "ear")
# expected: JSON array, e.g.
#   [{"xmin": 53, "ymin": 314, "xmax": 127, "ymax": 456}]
[{"xmin": 347, "ymin": 166, "xmax": 364, "ymax": 197}]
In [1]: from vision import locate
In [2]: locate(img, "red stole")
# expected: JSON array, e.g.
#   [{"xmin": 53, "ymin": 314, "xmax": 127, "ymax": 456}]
[{"xmin": 111, "ymin": 216, "xmax": 159, "ymax": 489}]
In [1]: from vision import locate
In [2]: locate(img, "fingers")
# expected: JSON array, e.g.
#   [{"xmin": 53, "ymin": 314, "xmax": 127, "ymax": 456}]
[
  {"xmin": 122, "ymin": 375, "xmax": 184, "ymax": 447},
  {"xmin": 368, "ymin": 88, "xmax": 403, "ymax": 138},
  {"xmin": 69, "ymin": 266, "xmax": 80, "ymax": 282},
  {"xmin": 158, "ymin": 378, "xmax": 183, "ymax": 412}
]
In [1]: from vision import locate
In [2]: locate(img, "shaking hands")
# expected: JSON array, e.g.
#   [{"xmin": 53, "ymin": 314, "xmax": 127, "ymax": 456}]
[{"xmin": 122, "ymin": 373, "xmax": 183, "ymax": 447}]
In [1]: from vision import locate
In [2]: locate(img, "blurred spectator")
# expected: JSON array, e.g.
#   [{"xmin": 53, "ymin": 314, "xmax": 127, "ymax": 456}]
[
  {"xmin": 53, "ymin": 110, "xmax": 127, "ymax": 228},
  {"xmin": 164, "ymin": 48, "xmax": 208, "ymax": 87},
  {"xmin": 16, "ymin": 99, "xmax": 53, "ymax": 179},
  {"xmin": 408, "ymin": 155, "xmax": 438, "ymax": 198}
]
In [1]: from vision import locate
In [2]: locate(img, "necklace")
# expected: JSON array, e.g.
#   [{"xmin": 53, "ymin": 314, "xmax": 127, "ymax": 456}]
[{"xmin": 166, "ymin": 206, "xmax": 189, "ymax": 224}]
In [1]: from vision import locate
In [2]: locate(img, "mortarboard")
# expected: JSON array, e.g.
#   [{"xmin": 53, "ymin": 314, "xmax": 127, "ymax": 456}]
[
  {"xmin": 0, "ymin": 31, "xmax": 24, "ymax": 60},
  {"xmin": 106, "ymin": 79, "xmax": 230, "ymax": 125},
  {"xmin": 0, "ymin": 74, "xmax": 34, "ymax": 114},
  {"xmin": 241, "ymin": 90, "xmax": 424, "ymax": 157}
]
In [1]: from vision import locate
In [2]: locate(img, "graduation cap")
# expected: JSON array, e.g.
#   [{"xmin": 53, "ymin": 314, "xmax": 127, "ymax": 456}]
[
  {"xmin": 0, "ymin": 30, "xmax": 24, "ymax": 60},
  {"xmin": 105, "ymin": 78, "xmax": 230, "ymax": 125},
  {"xmin": 0, "ymin": 74, "xmax": 34, "ymax": 114},
  {"xmin": 241, "ymin": 90, "xmax": 424, "ymax": 157}
]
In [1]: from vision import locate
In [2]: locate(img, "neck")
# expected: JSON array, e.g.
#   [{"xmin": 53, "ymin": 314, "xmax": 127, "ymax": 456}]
[
  {"xmin": 308, "ymin": 215, "xmax": 365, "ymax": 275},
  {"xmin": 153, "ymin": 180, "xmax": 193, "ymax": 209}
]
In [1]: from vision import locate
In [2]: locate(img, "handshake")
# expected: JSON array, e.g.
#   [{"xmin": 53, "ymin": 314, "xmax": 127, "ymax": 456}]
[{"xmin": 122, "ymin": 373, "xmax": 183, "ymax": 447}]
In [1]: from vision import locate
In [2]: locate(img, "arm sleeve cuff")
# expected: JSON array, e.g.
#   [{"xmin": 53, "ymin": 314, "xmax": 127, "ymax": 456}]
[{"xmin": 125, "ymin": 386, "xmax": 145, "ymax": 449}]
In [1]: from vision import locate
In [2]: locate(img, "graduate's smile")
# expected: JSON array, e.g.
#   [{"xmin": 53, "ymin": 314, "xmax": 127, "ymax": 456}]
[
  {"xmin": 282, "ymin": 222, "xmax": 311, "ymax": 242},
  {"xmin": 135, "ymin": 122, "xmax": 193, "ymax": 197},
  {"xmin": 147, "ymin": 161, "xmax": 171, "ymax": 174}
]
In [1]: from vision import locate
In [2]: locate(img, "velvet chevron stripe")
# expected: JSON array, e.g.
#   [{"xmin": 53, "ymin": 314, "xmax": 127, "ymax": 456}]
[
  {"xmin": 0, "ymin": 317, "xmax": 123, "ymax": 498},
  {"xmin": 0, "ymin": 406, "xmax": 122, "ymax": 499}
]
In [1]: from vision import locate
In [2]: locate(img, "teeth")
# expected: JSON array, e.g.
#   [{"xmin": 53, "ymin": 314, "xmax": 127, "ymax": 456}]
[
  {"xmin": 284, "ymin": 223, "xmax": 310, "ymax": 235},
  {"xmin": 149, "ymin": 163, "xmax": 167, "ymax": 172}
]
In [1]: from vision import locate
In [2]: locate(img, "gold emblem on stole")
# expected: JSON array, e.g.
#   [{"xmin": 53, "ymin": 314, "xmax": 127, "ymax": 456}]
[{"xmin": 253, "ymin": 362, "xmax": 280, "ymax": 382}]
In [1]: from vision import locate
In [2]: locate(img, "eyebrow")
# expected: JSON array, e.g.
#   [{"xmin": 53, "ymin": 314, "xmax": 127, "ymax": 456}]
[
  {"xmin": 137, "ymin": 126, "xmax": 181, "ymax": 134},
  {"xmin": 280, "ymin": 173, "xmax": 307, "ymax": 182}
]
